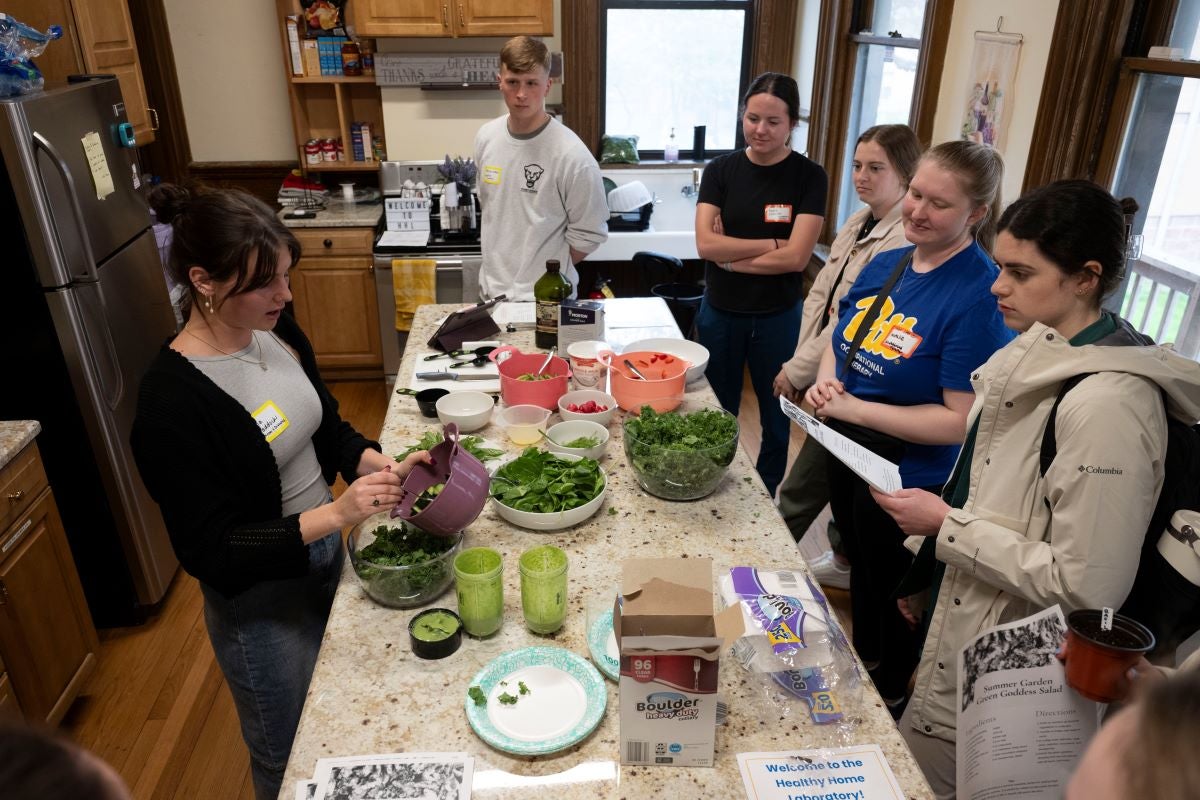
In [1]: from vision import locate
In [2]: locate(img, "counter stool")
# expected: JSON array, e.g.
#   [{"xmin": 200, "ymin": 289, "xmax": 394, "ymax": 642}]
[{"xmin": 633, "ymin": 250, "xmax": 704, "ymax": 339}]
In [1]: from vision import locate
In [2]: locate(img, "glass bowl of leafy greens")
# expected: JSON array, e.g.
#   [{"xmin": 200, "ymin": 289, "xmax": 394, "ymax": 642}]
[
  {"xmin": 490, "ymin": 449, "xmax": 607, "ymax": 531},
  {"xmin": 347, "ymin": 523, "xmax": 462, "ymax": 608},
  {"xmin": 623, "ymin": 400, "xmax": 739, "ymax": 500}
]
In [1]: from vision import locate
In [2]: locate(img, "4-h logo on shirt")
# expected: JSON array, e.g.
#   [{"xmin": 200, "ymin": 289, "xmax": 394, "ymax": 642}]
[{"xmin": 524, "ymin": 163, "xmax": 544, "ymax": 189}]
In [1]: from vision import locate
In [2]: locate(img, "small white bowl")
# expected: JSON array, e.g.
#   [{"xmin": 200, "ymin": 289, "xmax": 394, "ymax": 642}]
[
  {"xmin": 557, "ymin": 389, "xmax": 618, "ymax": 426},
  {"xmin": 622, "ymin": 337, "xmax": 709, "ymax": 383},
  {"xmin": 492, "ymin": 453, "xmax": 607, "ymax": 531},
  {"xmin": 435, "ymin": 391, "xmax": 493, "ymax": 433},
  {"xmin": 545, "ymin": 420, "xmax": 610, "ymax": 460}
]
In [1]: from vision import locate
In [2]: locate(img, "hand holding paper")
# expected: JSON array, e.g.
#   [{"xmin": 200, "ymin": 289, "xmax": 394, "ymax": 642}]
[{"xmin": 779, "ymin": 396, "xmax": 902, "ymax": 494}]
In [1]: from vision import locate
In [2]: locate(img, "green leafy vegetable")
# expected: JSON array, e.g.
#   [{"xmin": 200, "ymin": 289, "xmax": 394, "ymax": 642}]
[
  {"xmin": 518, "ymin": 681, "xmax": 531, "ymax": 695},
  {"xmin": 559, "ymin": 435, "xmax": 600, "ymax": 449},
  {"xmin": 624, "ymin": 405, "xmax": 738, "ymax": 500},
  {"xmin": 413, "ymin": 483, "xmax": 443, "ymax": 512},
  {"xmin": 395, "ymin": 431, "xmax": 504, "ymax": 462},
  {"xmin": 468, "ymin": 685, "xmax": 487, "ymax": 706},
  {"xmin": 353, "ymin": 524, "xmax": 457, "ymax": 601},
  {"xmin": 517, "ymin": 372, "xmax": 556, "ymax": 381},
  {"xmin": 491, "ymin": 448, "xmax": 605, "ymax": 513},
  {"xmin": 498, "ymin": 692, "xmax": 519, "ymax": 705}
]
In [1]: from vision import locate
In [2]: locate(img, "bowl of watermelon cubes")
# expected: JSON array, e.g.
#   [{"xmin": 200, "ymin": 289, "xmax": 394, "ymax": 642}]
[{"xmin": 558, "ymin": 390, "xmax": 618, "ymax": 426}]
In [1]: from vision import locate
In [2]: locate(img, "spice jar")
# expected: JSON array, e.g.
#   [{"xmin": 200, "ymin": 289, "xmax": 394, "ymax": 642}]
[
  {"xmin": 360, "ymin": 43, "xmax": 374, "ymax": 76},
  {"xmin": 341, "ymin": 42, "xmax": 362, "ymax": 76}
]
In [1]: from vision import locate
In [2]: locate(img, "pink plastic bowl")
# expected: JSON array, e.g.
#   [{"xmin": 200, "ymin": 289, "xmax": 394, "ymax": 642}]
[
  {"xmin": 602, "ymin": 350, "xmax": 690, "ymax": 413},
  {"xmin": 490, "ymin": 346, "xmax": 571, "ymax": 410},
  {"xmin": 390, "ymin": 423, "xmax": 489, "ymax": 535}
]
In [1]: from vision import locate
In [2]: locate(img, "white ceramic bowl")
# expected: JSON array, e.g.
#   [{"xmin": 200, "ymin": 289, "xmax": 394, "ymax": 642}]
[
  {"xmin": 621, "ymin": 338, "xmax": 710, "ymax": 384},
  {"xmin": 545, "ymin": 420, "xmax": 610, "ymax": 460},
  {"xmin": 435, "ymin": 391, "xmax": 494, "ymax": 433},
  {"xmin": 491, "ymin": 453, "xmax": 607, "ymax": 531},
  {"xmin": 557, "ymin": 389, "xmax": 618, "ymax": 425}
]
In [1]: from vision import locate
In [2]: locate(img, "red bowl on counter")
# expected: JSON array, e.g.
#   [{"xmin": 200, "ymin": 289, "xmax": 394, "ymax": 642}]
[
  {"xmin": 490, "ymin": 346, "xmax": 571, "ymax": 410},
  {"xmin": 602, "ymin": 350, "xmax": 690, "ymax": 413}
]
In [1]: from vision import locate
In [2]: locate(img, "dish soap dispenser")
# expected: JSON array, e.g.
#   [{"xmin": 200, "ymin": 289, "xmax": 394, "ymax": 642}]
[{"xmin": 664, "ymin": 127, "xmax": 679, "ymax": 163}]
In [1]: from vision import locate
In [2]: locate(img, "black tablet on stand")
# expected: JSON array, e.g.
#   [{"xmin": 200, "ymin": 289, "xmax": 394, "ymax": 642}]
[{"xmin": 426, "ymin": 295, "xmax": 506, "ymax": 352}]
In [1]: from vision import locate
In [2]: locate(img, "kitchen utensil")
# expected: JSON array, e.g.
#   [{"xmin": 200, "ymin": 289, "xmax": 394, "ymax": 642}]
[
  {"xmin": 622, "ymin": 337, "xmax": 710, "ymax": 384},
  {"xmin": 347, "ymin": 527, "xmax": 461, "ymax": 608},
  {"xmin": 606, "ymin": 180, "xmax": 653, "ymax": 213},
  {"xmin": 454, "ymin": 547, "xmax": 504, "ymax": 637},
  {"xmin": 435, "ymin": 391, "xmax": 494, "ymax": 432},
  {"xmin": 623, "ymin": 359, "xmax": 648, "ymax": 381},
  {"xmin": 545, "ymin": 419, "xmax": 609, "ymax": 460},
  {"xmin": 391, "ymin": 423, "xmax": 489, "ymax": 535},
  {"xmin": 437, "ymin": 345, "xmax": 495, "ymax": 365},
  {"xmin": 519, "ymin": 545, "xmax": 569, "ymax": 634},
  {"xmin": 536, "ymin": 347, "xmax": 557, "ymax": 376},
  {"xmin": 601, "ymin": 351, "xmax": 690, "ymax": 413},
  {"xmin": 489, "ymin": 346, "xmax": 571, "ymax": 409},
  {"xmin": 464, "ymin": 646, "xmax": 606, "ymax": 756},
  {"xmin": 497, "ymin": 404, "xmax": 551, "ymax": 445},
  {"xmin": 414, "ymin": 371, "xmax": 498, "ymax": 381},
  {"xmin": 424, "ymin": 349, "xmax": 471, "ymax": 361},
  {"xmin": 395, "ymin": 386, "xmax": 450, "ymax": 417}
]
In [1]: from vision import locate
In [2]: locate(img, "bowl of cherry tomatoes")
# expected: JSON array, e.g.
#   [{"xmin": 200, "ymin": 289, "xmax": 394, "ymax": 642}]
[{"xmin": 558, "ymin": 390, "xmax": 618, "ymax": 426}]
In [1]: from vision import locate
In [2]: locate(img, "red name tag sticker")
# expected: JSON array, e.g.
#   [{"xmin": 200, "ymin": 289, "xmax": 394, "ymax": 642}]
[
  {"xmin": 882, "ymin": 325, "xmax": 922, "ymax": 358},
  {"xmin": 763, "ymin": 204, "xmax": 792, "ymax": 223}
]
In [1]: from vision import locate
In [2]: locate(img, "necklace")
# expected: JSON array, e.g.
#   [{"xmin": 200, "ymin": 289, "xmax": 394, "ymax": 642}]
[{"xmin": 182, "ymin": 328, "xmax": 267, "ymax": 371}]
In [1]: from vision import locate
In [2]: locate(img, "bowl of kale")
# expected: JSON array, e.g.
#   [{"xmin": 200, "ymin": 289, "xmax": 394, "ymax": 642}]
[
  {"xmin": 347, "ymin": 523, "xmax": 462, "ymax": 608},
  {"xmin": 622, "ymin": 401, "xmax": 739, "ymax": 500}
]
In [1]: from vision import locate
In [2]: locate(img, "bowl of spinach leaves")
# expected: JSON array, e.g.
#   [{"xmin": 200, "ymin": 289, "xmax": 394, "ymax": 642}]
[
  {"xmin": 490, "ymin": 448, "xmax": 607, "ymax": 530},
  {"xmin": 348, "ymin": 523, "xmax": 462, "ymax": 608},
  {"xmin": 623, "ymin": 401, "xmax": 739, "ymax": 500}
]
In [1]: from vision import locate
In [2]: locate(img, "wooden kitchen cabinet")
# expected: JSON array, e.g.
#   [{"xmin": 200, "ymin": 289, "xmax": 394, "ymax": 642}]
[
  {"xmin": 0, "ymin": 442, "xmax": 99, "ymax": 726},
  {"xmin": 353, "ymin": 0, "xmax": 553, "ymax": 37},
  {"xmin": 6, "ymin": 0, "xmax": 155, "ymax": 145},
  {"xmin": 290, "ymin": 227, "xmax": 383, "ymax": 377},
  {"xmin": 0, "ymin": 671, "xmax": 23, "ymax": 720}
]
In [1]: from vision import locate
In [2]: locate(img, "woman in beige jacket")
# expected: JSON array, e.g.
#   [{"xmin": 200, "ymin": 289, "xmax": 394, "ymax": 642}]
[
  {"xmin": 773, "ymin": 125, "xmax": 921, "ymax": 560},
  {"xmin": 873, "ymin": 180, "xmax": 1200, "ymax": 798}
]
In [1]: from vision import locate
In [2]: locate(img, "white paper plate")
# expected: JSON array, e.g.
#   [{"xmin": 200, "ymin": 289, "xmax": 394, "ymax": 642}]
[{"xmin": 587, "ymin": 608, "xmax": 620, "ymax": 681}]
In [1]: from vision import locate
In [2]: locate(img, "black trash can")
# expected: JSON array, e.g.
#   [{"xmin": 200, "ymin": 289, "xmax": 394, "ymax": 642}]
[{"xmin": 633, "ymin": 251, "xmax": 704, "ymax": 339}]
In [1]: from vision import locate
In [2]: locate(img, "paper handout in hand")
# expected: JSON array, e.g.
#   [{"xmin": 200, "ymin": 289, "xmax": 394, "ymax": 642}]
[{"xmin": 779, "ymin": 396, "xmax": 902, "ymax": 493}]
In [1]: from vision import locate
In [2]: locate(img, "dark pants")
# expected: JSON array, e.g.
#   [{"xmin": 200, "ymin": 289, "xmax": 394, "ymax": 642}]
[
  {"xmin": 826, "ymin": 456, "xmax": 929, "ymax": 700},
  {"xmin": 695, "ymin": 298, "xmax": 801, "ymax": 496},
  {"xmin": 777, "ymin": 434, "xmax": 830, "ymax": 542}
]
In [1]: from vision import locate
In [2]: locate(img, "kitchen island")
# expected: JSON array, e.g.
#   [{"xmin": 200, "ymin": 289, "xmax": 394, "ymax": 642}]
[{"xmin": 280, "ymin": 300, "xmax": 933, "ymax": 798}]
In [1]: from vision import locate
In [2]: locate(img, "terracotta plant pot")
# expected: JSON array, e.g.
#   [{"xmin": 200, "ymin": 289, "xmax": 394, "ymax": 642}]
[{"xmin": 1064, "ymin": 609, "xmax": 1155, "ymax": 703}]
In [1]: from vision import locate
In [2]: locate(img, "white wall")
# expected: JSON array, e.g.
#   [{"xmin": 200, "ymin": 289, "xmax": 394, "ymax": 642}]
[
  {"xmin": 163, "ymin": 0, "xmax": 296, "ymax": 162},
  {"xmin": 931, "ymin": 0, "xmax": 1060, "ymax": 204}
]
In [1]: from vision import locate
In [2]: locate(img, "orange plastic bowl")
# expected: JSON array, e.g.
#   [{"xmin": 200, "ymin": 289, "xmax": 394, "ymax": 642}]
[
  {"xmin": 603, "ymin": 350, "xmax": 690, "ymax": 413},
  {"xmin": 493, "ymin": 350, "xmax": 571, "ymax": 410}
]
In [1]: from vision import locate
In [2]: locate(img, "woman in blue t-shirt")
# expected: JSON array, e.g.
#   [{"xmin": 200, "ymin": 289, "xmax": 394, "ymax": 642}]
[
  {"xmin": 694, "ymin": 72, "xmax": 828, "ymax": 496},
  {"xmin": 805, "ymin": 141, "xmax": 1013, "ymax": 715}
]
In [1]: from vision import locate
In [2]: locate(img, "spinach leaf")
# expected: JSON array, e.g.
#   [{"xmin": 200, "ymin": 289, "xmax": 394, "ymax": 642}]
[
  {"xmin": 491, "ymin": 448, "xmax": 604, "ymax": 513},
  {"xmin": 395, "ymin": 430, "xmax": 504, "ymax": 462}
]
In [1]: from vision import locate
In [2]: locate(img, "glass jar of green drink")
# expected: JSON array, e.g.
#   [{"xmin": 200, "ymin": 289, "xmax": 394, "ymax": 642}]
[
  {"xmin": 454, "ymin": 547, "xmax": 504, "ymax": 637},
  {"xmin": 519, "ymin": 544, "xmax": 568, "ymax": 634}
]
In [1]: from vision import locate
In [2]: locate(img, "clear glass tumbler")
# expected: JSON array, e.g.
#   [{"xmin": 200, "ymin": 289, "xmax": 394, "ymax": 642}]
[
  {"xmin": 519, "ymin": 544, "xmax": 568, "ymax": 634},
  {"xmin": 454, "ymin": 547, "xmax": 504, "ymax": 637}
]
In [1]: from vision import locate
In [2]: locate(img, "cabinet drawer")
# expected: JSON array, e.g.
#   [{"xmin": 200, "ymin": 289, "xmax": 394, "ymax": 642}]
[
  {"xmin": 0, "ymin": 444, "xmax": 46, "ymax": 538},
  {"xmin": 293, "ymin": 227, "xmax": 374, "ymax": 257}
]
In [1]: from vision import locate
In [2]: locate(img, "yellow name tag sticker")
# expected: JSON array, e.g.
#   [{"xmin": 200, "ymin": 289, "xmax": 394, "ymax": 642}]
[
  {"xmin": 252, "ymin": 400, "xmax": 289, "ymax": 442},
  {"xmin": 763, "ymin": 204, "xmax": 793, "ymax": 223},
  {"xmin": 482, "ymin": 165, "xmax": 502, "ymax": 185}
]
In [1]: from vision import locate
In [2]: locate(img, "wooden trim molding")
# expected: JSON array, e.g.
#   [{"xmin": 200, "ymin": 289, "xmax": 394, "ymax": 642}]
[
  {"xmin": 1022, "ymin": 0, "xmax": 1137, "ymax": 190},
  {"xmin": 806, "ymin": 0, "xmax": 855, "ymax": 241},
  {"xmin": 910, "ymin": 0, "xmax": 953, "ymax": 148},
  {"xmin": 562, "ymin": 0, "xmax": 601, "ymax": 153},
  {"xmin": 127, "ymin": 0, "xmax": 191, "ymax": 183},
  {"xmin": 187, "ymin": 162, "xmax": 296, "ymax": 207},
  {"xmin": 752, "ymin": 0, "xmax": 799, "ymax": 76}
]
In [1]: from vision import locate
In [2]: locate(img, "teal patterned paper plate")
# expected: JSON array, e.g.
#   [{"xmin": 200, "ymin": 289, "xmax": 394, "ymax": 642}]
[
  {"xmin": 587, "ymin": 609, "xmax": 620, "ymax": 681},
  {"xmin": 465, "ymin": 646, "xmax": 606, "ymax": 756}
]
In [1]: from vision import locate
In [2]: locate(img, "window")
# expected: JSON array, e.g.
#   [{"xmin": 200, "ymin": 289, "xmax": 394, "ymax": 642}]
[
  {"xmin": 600, "ymin": 1, "xmax": 754, "ymax": 158},
  {"xmin": 1098, "ymin": 3, "xmax": 1200, "ymax": 357}
]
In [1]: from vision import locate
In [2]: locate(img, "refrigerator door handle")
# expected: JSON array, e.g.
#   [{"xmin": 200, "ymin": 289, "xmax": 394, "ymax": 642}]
[
  {"xmin": 31, "ymin": 131, "xmax": 101, "ymax": 283},
  {"xmin": 33, "ymin": 131, "xmax": 126, "ymax": 409}
]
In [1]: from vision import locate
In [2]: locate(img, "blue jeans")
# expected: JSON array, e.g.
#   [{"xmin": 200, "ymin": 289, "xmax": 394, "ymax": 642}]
[
  {"xmin": 695, "ymin": 297, "xmax": 802, "ymax": 495},
  {"xmin": 200, "ymin": 530, "xmax": 342, "ymax": 800}
]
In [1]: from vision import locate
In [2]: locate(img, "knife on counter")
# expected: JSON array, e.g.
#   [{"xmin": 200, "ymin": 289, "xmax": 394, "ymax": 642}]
[{"xmin": 414, "ymin": 371, "xmax": 497, "ymax": 381}]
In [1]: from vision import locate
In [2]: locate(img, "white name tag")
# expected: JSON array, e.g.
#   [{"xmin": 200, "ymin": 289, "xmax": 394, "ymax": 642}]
[
  {"xmin": 882, "ymin": 325, "xmax": 922, "ymax": 358},
  {"xmin": 252, "ymin": 400, "xmax": 289, "ymax": 442},
  {"xmin": 482, "ymin": 165, "xmax": 502, "ymax": 185},
  {"xmin": 763, "ymin": 204, "xmax": 792, "ymax": 223}
]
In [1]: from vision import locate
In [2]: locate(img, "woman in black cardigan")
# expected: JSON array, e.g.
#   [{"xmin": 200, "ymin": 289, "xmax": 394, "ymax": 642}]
[{"xmin": 132, "ymin": 185, "xmax": 428, "ymax": 800}]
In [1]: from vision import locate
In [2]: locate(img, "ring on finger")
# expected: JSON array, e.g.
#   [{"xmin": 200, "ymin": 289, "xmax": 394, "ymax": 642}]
[{"xmin": 372, "ymin": 497, "xmax": 380, "ymax": 507}]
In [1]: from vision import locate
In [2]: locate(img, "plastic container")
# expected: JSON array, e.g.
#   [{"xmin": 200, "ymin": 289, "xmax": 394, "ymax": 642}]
[
  {"xmin": 600, "ymin": 350, "xmax": 689, "ymax": 413},
  {"xmin": 435, "ymin": 391, "xmax": 493, "ymax": 432},
  {"xmin": 1064, "ymin": 609, "xmax": 1156, "ymax": 702},
  {"xmin": 557, "ymin": 389, "xmax": 618, "ymax": 426},
  {"xmin": 490, "ymin": 346, "xmax": 570, "ymax": 410},
  {"xmin": 409, "ymin": 608, "xmax": 463, "ymax": 659},
  {"xmin": 498, "ymin": 404, "xmax": 551, "ymax": 446},
  {"xmin": 390, "ymin": 424, "xmax": 489, "ymax": 535},
  {"xmin": 546, "ymin": 419, "xmax": 609, "ymax": 460}
]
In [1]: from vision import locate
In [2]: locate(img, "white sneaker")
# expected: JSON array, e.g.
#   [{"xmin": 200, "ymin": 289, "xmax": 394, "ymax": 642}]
[{"xmin": 807, "ymin": 550, "xmax": 850, "ymax": 590}]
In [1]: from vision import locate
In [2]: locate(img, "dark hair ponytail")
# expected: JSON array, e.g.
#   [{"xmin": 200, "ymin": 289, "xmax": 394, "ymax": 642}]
[
  {"xmin": 998, "ymin": 179, "xmax": 1138, "ymax": 302},
  {"xmin": 741, "ymin": 72, "xmax": 801, "ymax": 125}
]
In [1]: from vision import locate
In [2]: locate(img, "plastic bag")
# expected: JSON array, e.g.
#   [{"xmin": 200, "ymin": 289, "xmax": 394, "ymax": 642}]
[
  {"xmin": 599, "ymin": 134, "xmax": 640, "ymax": 164},
  {"xmin": 718, "ymin": 566, "xmax": 865, "ymax": 745},
  {"xmin": 0, "ymin": 14, "xmax": 62, "ymax": 98}
]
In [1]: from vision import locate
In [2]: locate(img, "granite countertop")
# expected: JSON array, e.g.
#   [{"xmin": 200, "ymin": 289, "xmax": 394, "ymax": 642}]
[
  {"xmin": 281, "ymin": 301, "xmax": 933, "ymax": 799},
  {"xmin": 0, "ymin": 421, "xmax": 41, "ymax": 471},
  {"xmin": 278, "ymin": 199, "xmax": 382, "ymax": 229}
]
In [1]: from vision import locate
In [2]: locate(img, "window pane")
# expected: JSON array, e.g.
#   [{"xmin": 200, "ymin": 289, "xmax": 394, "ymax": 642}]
[
  {"xmin": 1109, "ymin": 73, "xmax": 1200, "ymax": 357},
  {"xmin": 869, "ymin": 0, "xmax": 927, "ymax": 38},
  {"xmin": 1168, "ymin": 0, "xmax": 1200, "ymax": 58},
  {"xmin": 835, "ymin": 43, "xmax": 919, "ymax": 227},
  {"xmin": 604, "ymin": 9, "xmax": 746, "ymax": 151}
]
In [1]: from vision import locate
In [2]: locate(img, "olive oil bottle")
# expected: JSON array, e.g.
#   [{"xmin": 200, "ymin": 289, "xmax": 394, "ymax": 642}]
[{"xmin": 534, "ymin": 259, "xmax": 571, "ymax": 349}]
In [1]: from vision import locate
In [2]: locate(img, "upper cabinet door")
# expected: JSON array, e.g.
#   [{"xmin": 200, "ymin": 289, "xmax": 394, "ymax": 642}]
[
  {"xmin": 353, "ymin": 0, "xmax": 452, "ymax": 37},
  {"xmin": 456, "ymin": 0, "xmax": 553, "ymax": 37},
  {"xmin": 70, "ymin": 0, "xmax": 156, "ymax": 145}
]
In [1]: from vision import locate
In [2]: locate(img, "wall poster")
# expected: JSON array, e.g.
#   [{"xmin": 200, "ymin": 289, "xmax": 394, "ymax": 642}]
[{"xmin": 961, "ymin": 31, "xmax": 1023, "ymax": 151}]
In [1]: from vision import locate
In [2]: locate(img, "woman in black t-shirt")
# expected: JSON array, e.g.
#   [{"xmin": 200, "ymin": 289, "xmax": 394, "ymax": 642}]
[{"xmin": 694, "ymin": 72, "xmax": 827, "ymax": 495}]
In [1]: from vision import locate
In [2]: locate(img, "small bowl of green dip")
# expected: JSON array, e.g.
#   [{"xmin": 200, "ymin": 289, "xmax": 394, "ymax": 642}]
[{"xmin": 409, "ymin": 607, "xmax": 464, "ymax": 659}]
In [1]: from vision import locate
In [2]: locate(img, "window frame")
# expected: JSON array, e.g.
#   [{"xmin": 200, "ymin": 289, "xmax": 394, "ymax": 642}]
[{"xmin": 598, "ymin": 0, "xmax": 756, "ymax": 160}]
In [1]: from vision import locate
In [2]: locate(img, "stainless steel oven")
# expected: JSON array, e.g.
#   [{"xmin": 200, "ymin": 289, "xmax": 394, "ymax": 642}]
[{"xmin": 374, "ymin": 161, "xmax": 482, "ymax": 383}]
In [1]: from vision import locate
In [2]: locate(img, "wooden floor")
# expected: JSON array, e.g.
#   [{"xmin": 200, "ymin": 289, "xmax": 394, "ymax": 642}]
[{"xmin": 60, "ymin": 376, "xmax": 843, "ymax": 798}]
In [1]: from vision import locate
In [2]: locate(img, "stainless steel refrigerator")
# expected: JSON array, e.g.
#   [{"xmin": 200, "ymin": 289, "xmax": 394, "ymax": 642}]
[{"xmin": 0, "ymin": 77, "xmax": 178, "ymax": 625}]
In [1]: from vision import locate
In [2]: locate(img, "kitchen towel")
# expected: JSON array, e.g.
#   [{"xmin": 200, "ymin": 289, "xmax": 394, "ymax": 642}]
[{"xmin": 393, "ymin": 259, "xmax": 436, "ymax": 332}]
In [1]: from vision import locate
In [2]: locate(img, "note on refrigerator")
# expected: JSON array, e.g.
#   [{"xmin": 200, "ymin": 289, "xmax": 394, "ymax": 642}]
[
  {"xmin": 81, "ymin": 131, "xmax": 114, "ymax": 200},
  {"xmin": 779, "ymin": 396, "xmax": 902, "ymax": 494}
]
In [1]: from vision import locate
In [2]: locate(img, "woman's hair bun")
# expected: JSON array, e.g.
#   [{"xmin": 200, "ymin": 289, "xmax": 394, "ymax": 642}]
[
  {"xmin": 1119, "ymin": 196, "xmax": 1140, "ymax": 216},
  {"xmin": 147, "ymin": 183, "xmax": 193, "ymax": 224}
]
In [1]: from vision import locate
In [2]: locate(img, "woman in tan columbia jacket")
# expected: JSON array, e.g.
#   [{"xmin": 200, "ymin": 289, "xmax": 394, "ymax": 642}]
[{"xmin": 873, "ymin": 181, "xmax": 1200, "ymax": 798}]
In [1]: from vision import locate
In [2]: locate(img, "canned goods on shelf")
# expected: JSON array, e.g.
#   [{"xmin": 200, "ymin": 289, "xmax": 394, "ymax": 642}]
[
  {"xmin": 321, "ymin": 139, "xmax": 337, "ymax": 162},
  {"xmin": 304, "ymin": 139, "xmax": 321, "ymax": 165}
]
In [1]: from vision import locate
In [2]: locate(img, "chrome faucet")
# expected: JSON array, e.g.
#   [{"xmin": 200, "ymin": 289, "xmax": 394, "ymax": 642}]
[{"xmin": 681, "ymin": 168, "xmax": 701, "ymax": 200}]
